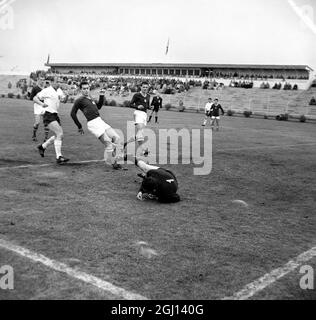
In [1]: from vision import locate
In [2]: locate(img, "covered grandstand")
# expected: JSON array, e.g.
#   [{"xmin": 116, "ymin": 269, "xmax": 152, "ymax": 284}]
[{"xmin": 46, "ymin": 62, "xmax": 312, "ymax": 80}]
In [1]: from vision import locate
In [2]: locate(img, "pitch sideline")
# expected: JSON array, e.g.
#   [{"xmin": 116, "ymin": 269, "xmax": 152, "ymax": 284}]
[
  {"xmin": 222, "ymin": 246, "xmax": 316, "ymax": 300},
  {"xmin": 0, "ymin": 238, "xmax": 148, "ymax": 300},
  {"xmin": 0, "ymin": 142, "xmax": 316, "ymax": 171}
]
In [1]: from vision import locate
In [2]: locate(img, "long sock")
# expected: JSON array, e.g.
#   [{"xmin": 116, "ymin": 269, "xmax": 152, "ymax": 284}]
[
  {"xmin": 148, "ymin": 115, "xmax": 152, "ymax": 122},
  {"xmin": 33, "ymin": 124, "xmax": 39, "ymax": 137},
  {"xmin": 155, "ymin": 116, "xmax": 158, "ymax": 123},
  {"xmin": 54, "ymin": 139, "xmax": 62, "ymax": 159},
  {"xmin": 44, "ymin": 126, "xmax": 49, "ymax": 140},
  {"xmin": 42, "ymin": 136, "xmax": 55, "ymax": 149}
]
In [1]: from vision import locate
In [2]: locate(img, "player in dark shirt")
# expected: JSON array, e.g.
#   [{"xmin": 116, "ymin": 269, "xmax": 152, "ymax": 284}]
[
  {"xmin": 124, "ymin": 82, "xmax": 150, "ymax": 158},
  {"xmin": 135, "ymin": 157, "xmax": 180, "ymax": 203},
  {"xmin": 130, "ymin": 84, "xmax": 151, "ymax": 112},
  {"xmin": 148, "ymin": 90, "xmax": 163, "ymax": 124},
  {"xmin": 30, "ymin": 80, "xmax": 50, "ymax": 142},
  {"xmin": 70, "ymin": 81, "xmax": 124, "ymax": 170},
  {"xmin": 210, "ymin": 99, "xmax": 225, "ymax": 131}
]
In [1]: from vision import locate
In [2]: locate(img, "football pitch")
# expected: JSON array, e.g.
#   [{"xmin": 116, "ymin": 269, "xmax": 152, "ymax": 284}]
[{"xmin": 0, "ymin": 98, "xmax": 315, "ymax": 300}]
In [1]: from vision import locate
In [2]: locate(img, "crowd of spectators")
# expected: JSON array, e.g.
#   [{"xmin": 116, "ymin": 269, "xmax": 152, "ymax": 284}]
[
  {"xmin": 229, "ymin": 80, "xmax": 254, "ymax": 89},
  {"xmin": 202, "ymin": 80, "xmax": 224, "ymax": 90},
  {"xmin": 27, "ymin": 75, "xmax": 207, "ymax": 98},
  {"xmin": 260, "ymin": 82, "xmax": 298, "ymax": 90},
  {"xmin": 206, "ymin": 71, "xmax": 308, "ymax": 80}
]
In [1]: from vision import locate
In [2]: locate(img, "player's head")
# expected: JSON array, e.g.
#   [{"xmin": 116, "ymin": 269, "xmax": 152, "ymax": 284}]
[
  {"xmin": 44, "ymin": 80, "xmax": 51, "ymax": 88},
  {"xmin": 208, "ymin": 97, "xmax": 212, "ymax": 102},
  {"xmin": 140, "ymin": 82, "xmax": 149, "ymax": 94},
  {"xmin": 80, "ymin": 81, "xmax": 90, "ymax": 96},
  {"xmin": 141, "ymin": 177, "xmax": 158, "ymax": 194},
  {"xmin": 214, "ymin": 98, "xmax": 219, "ymax": 104}
]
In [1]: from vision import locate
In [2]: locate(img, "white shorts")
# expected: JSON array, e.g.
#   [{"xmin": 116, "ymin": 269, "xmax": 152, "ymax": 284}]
[
  {"xmin": 87, "ymin": 117, "xmax": 111, "ymax": 139},
  {"xmin": 212, "ymin": 116, "xmax": 220, "ymax": 120},
  {"xmin": 136, "ymin": 128, "xmax": 145, "ymax": 142},
  {"xmin": 134, "ymin": 110, "xmax": 147, "ymax": 126},
  {"xmin": 34, "ymin": 103, "xmax": 45, "ymax": 116}
]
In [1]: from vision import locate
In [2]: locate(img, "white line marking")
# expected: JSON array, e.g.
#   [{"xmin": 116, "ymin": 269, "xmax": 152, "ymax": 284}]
[
  {"xmin": 223, "ymin": 246, "xmax": 316, "ymax": 300},
  {"xmin": 0, "ymin": 159, "xmax": 104, "ymax": 171},
  {"xmin": 0, "ymin": 238, "xmax": 148, "ymax": 300},
  {"xmin": 0, "ymin": 142, "xmax": 315, "ymax": 172}
]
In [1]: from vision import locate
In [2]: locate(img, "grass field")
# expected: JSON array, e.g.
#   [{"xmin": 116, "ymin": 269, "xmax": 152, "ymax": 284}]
[{"xmin": 0, "ymin": 98, "xmax": 315, "ymax": 300}]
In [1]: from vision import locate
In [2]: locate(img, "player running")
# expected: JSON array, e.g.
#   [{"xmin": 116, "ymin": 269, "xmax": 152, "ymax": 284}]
[
  {"xmin": 124, "ymin": 82, "xmax": 151, "ymax": 158},
  {"xmin": 148, "ymin": 90, "xmax": 162, "ymax": 124},
  {"xmin": 70, "ymin": 81, "xmax": 123, "ymax": 170},
  {"xmin": 202, "ymin": 97, "xmax": 213, "ymax": 127},
  {"xmin": 33, "ymin": 80, "xmax": 69, "ymax": 164},
  {"xmin": 210, "ymin": 98, "xmax": 225, "ymax": 131}
]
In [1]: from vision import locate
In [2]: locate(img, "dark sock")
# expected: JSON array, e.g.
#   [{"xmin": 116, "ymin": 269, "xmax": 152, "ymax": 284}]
[
  {"xmin": 155, "ymin": 116, "xmax": 158, "ymax": 123},
  {"xmin": 44, "ymin": 126, "xmax": 49, "ymax": 140},
  {"xmin": 33, "ymin": 124, "xmax": 39, "ymax": 137},
  {"xmin": 148, "ymin": 116, "xmax": 152, "ymax": 122}
]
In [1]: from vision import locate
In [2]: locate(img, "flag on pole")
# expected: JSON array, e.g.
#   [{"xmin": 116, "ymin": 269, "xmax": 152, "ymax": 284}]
[
  {"xmin": 165, "ymin": 38, "xmax": 170, "ymax": 55},
  {"xmin": 46, "ymin": 54, "xmax": 50, "ymax": 65}
]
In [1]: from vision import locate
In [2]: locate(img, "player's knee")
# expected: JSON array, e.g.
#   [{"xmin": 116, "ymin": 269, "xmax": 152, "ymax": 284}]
[
  {"xmin": 56, "ymin": 132, "xmax": 63, "ymax": 140},
  {"xmin": 111, "ymin": 133, "xmax": 120, "ymax": 144},
  {"xmin": 104, "ymin": 142, "xmax": 114, "ymax": 153}
]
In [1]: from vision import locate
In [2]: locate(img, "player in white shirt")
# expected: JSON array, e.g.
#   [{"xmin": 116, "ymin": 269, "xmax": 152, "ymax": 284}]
[
  {"xmin": 33, "ymin": 80, "xmax": 69, "ymax": 164},
  {"xmin": 202, "ymin": 98, "xmax": 213, "ymax": 127}
]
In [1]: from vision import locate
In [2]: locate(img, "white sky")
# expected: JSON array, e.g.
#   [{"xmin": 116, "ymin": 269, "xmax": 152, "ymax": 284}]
[{"xmin": 0, "ymin": 0, "xmax": 315, "ymax": 74}]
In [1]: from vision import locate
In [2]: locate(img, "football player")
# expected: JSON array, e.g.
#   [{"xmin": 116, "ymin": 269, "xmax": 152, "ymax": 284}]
[
  {"xmin": 148, "ymin": 90, "xmax": 162, "ymax": 124},
  {"xmin": 129, "ymin": 156, "xmax": 180, "ymax": 203},
  {"xmin": 70, "ymin": 81, "xmax": 124, "ymax": 170},
  {"xmin": 124, "ymin": 82, "xmax": 150, "ymax": 158},
  {"xmin": 30, "ymin": 80, "xmax": 49, "ymax": 142},
  {"xmin": 202, "ymin": 97, "xmax": 213, "ymax": 127},
  {"xmin": 33, "ymin": 80, "xmax": 69, "ymax": 164},
  {"xmin": 210, "ymin": 98, "xmax": 225, "ymax": 130}
]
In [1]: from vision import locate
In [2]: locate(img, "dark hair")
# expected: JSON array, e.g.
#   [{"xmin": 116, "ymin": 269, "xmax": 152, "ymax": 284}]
[
  {"xmin": 141, "ymin": 81, "xmax": 149, "ymax": 87},
  {"xmin": 80, "ymin": 81, "xmax": 89, "ymax": 89},
  {"xmin": 141, "ymin": 177, "xmax": 158, "ymax": 194}
]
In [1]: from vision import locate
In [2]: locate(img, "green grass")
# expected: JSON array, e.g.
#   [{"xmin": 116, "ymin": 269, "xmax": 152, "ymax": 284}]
[{"xmin": 0, "ymin": 98, "xmax": 315, "ymax": 300}]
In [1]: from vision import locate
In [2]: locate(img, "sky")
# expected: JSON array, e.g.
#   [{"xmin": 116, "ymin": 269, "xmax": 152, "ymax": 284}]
[{"xmin": 0, "ymin": 0, "xmax": 315, "ymax": 74}]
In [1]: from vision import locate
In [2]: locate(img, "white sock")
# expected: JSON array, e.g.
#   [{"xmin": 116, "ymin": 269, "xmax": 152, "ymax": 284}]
[
  {"xmin": 54, "ymin": 139, "xmax": 62, "ymax": 159},
  {"xmin": 42, "ymin": 136, "xmax": 55, "ymax": 149}
]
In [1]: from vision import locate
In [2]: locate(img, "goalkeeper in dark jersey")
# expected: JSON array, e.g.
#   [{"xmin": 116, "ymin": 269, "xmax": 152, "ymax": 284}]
[{"xmin": 125, "ymin": 155, "xmax": 180, "ymax": 203}]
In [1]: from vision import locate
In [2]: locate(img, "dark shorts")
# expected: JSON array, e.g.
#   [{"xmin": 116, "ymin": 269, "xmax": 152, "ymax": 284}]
[
  {"xmin": 153, "ymin": 106, "xmax": 160, "ymax": 112},
  {"xmin": 206, "ymin": 112, "xmax": 213, "ymax": 117},
  {"xmin": 43, "ymin": 112, "xmax": 61, "ymax": 126}
]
